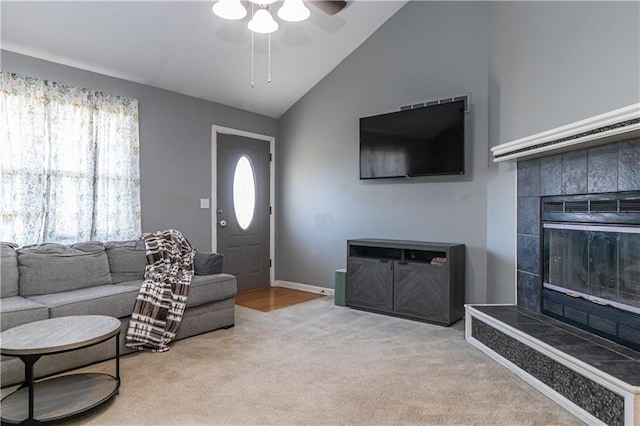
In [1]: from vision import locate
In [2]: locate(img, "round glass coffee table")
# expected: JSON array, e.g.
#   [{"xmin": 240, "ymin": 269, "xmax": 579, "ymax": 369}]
[{"xmin": 0, "ymin": 315, "xmax": 121, "ymax": 424}]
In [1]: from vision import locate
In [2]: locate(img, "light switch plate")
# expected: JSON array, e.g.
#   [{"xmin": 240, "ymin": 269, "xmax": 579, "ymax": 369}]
[{"xmin": 200, "ymin": 198, "xmax": 210, "ymax": 209}]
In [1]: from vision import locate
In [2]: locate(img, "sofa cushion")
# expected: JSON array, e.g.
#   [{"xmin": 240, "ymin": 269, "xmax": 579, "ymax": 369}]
[
  {"xmin": 27, "ymin": 284, "xmax": 140, "ymax": 319},
  {"xmin": 1, "ymin": 243, "xmax": 19, "ymax": 298},
  {"xmin": 194, "ymin": 252, "xmax": 224, "ymax": 275},
  {"xmin": 115, "ymin": 274, "xmax": 236, "ymax": 308},
  {"xmin": 0, "ymin": 296, "xmax": 49, "ymax": 331},
  {"xmin": 188, "ymin": 273, "xmax": 237, "ymax": 307},
  {"xmin": 114, "ymin": 280, "xmax": 144, "ymax": 288},
  {"xmin": 18, "ymin": 241, "xmax": 112, "ymax": 296},
  {"xmin": 105, "ymin": 239, "xmax": 146, "ymax": 283}
]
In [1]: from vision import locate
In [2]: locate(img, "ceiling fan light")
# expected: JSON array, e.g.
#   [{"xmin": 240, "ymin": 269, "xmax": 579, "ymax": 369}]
[
  {"xmin": 248, "ymin": 0, "xmax": 278, "ymax": 5},
  {"xmin": 248, "ymin": 8, "xmax": 279, "ymax": 34},
  {"xmin": 278, "ymin": 0, "xmax": 310, "ymax": 22},
  {"xmin": 212, "ymin": 0, "xmax": 247, "ymax": 20}
]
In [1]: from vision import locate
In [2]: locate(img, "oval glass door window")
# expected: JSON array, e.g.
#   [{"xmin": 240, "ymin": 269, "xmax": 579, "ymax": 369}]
[{"xmin": 233, "ymin": 155, "xmax": 256, "ymax": 230}]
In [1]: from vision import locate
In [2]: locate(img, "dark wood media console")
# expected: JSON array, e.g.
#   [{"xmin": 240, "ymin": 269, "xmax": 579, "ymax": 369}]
[{"xmin": 346, "ymin": 239, "xmax": 465, "ymax": 326}]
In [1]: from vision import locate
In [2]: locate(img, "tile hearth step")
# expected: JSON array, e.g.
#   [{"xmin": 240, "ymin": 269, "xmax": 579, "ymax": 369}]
[{"xmin": 465, "ymin": 304, "xmax": 640, "ymax": 426}]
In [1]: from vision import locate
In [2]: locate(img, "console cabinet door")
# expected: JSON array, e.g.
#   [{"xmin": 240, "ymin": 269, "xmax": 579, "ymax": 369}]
[
  {"xmin": 393, "ymin": 262, "xmax": 449, "ymax": 324},
  {"xmin": 346, "ymin": 257, "xmax": 393, "ymax": 312}
]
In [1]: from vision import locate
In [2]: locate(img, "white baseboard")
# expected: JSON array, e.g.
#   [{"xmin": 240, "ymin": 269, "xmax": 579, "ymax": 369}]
[{"xmin": 273, "ymin": 280, "xmax": 335, "ymax": 296}]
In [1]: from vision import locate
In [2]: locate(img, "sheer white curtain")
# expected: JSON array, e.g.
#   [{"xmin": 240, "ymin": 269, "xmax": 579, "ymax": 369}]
[{"xmin": 0, "ymin": 72, "xmax": 141, "ymax": 246}]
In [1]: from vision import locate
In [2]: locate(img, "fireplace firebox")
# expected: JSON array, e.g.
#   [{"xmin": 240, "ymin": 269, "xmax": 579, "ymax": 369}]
[{"xmin": 541, "ymin": 191, "xmax": 640, "ymax": 351}]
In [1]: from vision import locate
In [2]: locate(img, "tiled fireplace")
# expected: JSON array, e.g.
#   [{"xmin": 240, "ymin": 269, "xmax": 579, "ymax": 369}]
[
  {"xmin": 516, "ymin": 140, "xmax": 640, "ymax": 318},
  {"xmin": 517, "ymin": 147, "xmax": 640, "ymax": 355},
  {"xmin": 466, "ymin": 104, "xmax": 640, "ymax": 426}
]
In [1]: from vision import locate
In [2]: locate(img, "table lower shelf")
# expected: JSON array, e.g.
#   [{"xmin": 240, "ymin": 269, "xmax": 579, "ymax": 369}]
[{"xmin": 1, "ymin": 373, "xmax": 119, "ymax": 424}]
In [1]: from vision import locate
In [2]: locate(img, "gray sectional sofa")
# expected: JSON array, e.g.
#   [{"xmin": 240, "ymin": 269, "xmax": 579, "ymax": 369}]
[{"xmin": 0, "ymin": 239, "xmax": 237, "ymax": 387}]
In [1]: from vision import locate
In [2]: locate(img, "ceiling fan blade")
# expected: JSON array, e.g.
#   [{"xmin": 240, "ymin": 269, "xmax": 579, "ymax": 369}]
[{"xmin": 309, "ymin": 1, "xmax": 347, "ymax": 16}]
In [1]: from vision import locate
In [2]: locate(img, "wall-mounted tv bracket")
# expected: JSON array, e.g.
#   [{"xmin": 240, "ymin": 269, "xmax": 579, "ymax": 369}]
[{"xmin": 400, "ymin": 94, "xmax": 470, "ymax": 114}]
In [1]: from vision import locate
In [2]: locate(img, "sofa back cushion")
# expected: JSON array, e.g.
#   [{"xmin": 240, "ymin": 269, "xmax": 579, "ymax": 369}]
[
  {"xmin": 194, "ymin": 252, "xmax": 224, "ymax": 275},
  {"xmin": 105, "ymin": 239, "xmax": 146, "ymax": 283},
  {"xmin": 18, "ymin": 241, "xmax": 112, "ymax": 296},
  {"xmin": 1, "ymin": 243, "xmax": 19, "ymax": 298}
]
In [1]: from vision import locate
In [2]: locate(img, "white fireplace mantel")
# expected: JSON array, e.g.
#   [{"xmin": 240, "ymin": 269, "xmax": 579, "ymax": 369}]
[{"xmin": 491, "ymin": 103, "xmax": 640, "ymax": 162}]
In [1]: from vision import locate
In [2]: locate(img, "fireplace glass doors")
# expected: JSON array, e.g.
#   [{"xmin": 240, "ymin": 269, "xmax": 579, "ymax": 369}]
[
  {"xmin": 540, "ymin": 191, "xmax": 640, "ymax": 350},
  {"xmin": 543, "ymin": 223, "xmax": 640, "ymax": 315}
]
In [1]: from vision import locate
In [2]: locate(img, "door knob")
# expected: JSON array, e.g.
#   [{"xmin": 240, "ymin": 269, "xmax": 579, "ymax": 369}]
[{"xmin": 218, "ymin": 219, "xmax": 227, "ymax": 227}]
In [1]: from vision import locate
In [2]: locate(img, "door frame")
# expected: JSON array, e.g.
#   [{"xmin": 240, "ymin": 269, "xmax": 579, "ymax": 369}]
[{"xmin": 211, "ymin": 125, "xmax": 275, "ymax": 286}]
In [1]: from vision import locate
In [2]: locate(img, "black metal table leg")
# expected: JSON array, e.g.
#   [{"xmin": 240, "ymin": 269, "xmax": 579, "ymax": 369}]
[
  {"xmin": 115, "ymin": 332, "xmax": 120, "ymax": 385},
  {"xmin": 20, "ymin": 354, "xmax": 42, "ymax": 425}
]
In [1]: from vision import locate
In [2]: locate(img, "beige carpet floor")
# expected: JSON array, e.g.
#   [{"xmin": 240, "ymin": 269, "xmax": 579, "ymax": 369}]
[{"xmin": 47, "ymin": 297, "xmax": 582, "ymax": 425}]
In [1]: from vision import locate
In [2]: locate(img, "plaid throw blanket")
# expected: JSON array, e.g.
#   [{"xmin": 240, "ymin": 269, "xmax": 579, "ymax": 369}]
[{"xmin": 126, "ymin": 229, "xmax": 195, "ymax": 352}]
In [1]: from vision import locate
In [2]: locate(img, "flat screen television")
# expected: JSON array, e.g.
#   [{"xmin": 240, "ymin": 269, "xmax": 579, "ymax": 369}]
[{"xmin": 359, "ymin": 99, "xmax": 465, "ymax": 179}]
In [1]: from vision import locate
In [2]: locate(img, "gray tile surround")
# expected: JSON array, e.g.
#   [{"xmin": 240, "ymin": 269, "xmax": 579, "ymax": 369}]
[
  {"xmin": 588, "ymin": 143, "xmax": 618, "ymax": 193},
  {"xmin": 561, "ymin": 150, "xmax": 588, "ymax": 194},
  {"xmin": 516, "ymin": 271, "xmax": 539, "ymax": 312},
  {"xmin": 516, "ymin": 235, "xmax": 538, "ymax": 274},
  {"xmin": 540, "ymin": 156, "xmax": 562, "ymax": 196},
  {"xmin": 516, "ymin": 159, "xmax": 540, "ymax": 197},
  {"xmin": 516, "ymin": 197, "xmax": 539, "ymax": 235},
  {"xmin": 619, "ymin": 138, "xmax": 640, "ymax": 190},
  {"xmin": 516, "ymin": 138, "xmax": 640, "ymax": 312}
]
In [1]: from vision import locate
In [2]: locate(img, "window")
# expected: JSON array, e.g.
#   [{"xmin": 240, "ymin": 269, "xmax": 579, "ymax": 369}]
[
  {"xmin": 0, "ymin": 72, "xmax": 141, "ymax": 246},
  {"xmin": 232, "ymin": 155, "xmax": 256, "ymax": 230}
]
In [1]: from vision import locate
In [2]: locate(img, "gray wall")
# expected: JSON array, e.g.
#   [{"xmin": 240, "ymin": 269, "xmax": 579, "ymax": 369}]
[
  {"xmin": 489, "ymin": 1, "xmax": 640, "ymax": 144},
  {"xmin": 277, "ymin": 2, "xmax": 491, "ymax": 303},
  {"xmin": 487, "ymin": 1, "xmax": 640, "ymax": 302},
  {"xmin": 1, "ymin": 50, "xmax": 278, "ymax": 251}
]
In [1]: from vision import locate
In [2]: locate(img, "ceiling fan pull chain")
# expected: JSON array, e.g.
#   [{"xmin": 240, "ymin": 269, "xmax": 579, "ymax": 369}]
[
  {"xmin": 251, "ymin": 28, "xmax": 255, "ymax": 88},
  {"xmin": 268, "ymin": 32, "xmax": 272, "ymax": 83},
  {"xmin": 251, "ymin": 2, "xmax": 255, "ymax": 88}
]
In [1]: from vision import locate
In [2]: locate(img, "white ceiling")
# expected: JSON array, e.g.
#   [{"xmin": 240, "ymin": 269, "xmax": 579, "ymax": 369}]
[{"xmin": 1, "ymin": 1, "xmax": 407, "ymax": 118}]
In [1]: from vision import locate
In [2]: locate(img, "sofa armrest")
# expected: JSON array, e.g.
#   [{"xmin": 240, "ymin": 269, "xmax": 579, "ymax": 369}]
[{"xmin": 193, "ymin": 252, "xmax": 224, "ymax": 275}]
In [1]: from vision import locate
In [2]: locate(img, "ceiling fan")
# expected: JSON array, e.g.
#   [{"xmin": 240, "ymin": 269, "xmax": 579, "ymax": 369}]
[
  {"xmin": 212, "ymin": 0, "xmax": 348, "ymax": 86},
  {"xmin": 213, "ymin": 0, "xmax": 348, "ymax": 34}
]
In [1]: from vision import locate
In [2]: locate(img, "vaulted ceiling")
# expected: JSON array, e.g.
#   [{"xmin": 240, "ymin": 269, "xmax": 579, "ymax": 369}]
[{"xmin": 1, "ymin": 1, "xmax": 407, "ymax": 118}]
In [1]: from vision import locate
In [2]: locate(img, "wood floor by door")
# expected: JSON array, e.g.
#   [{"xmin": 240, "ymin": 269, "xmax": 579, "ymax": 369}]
[{"xmin": 235, "ymin": 287, "xmax": 326, "ymax": 312}]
